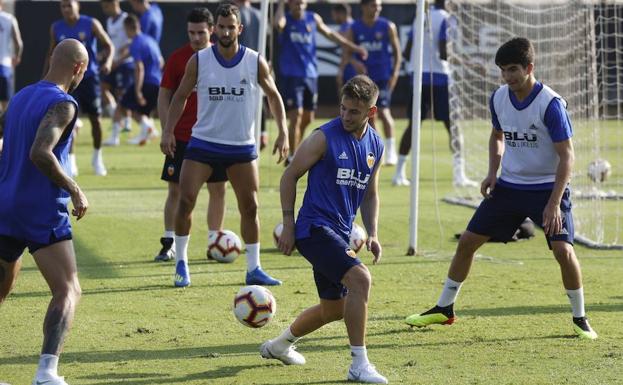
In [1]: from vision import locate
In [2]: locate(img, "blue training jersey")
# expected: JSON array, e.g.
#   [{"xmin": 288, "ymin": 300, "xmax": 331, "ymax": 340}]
[
  {"xmin": 140, "ymin": 3, "xmax": 163, "ymax": 43},
  {"xmin": 129, "ymin": 33, "xmax": 162, "ymax": 86},
  {"xmin": 351, "ymin": 17, "xmax": 393, "ymax": 82},
  {"xmin": 53, "ymin": 16, "xmax": 98, "ymax": 78},
  {"xmin": 0, "ymin": 81, "xmax": 78, "ymax": 243},
  {"xmin": 295, "ymin": 118, "xmax": 384, "ymax": 242},
  {"xmin": 339, "ymin": 21, "xmax": 356, "ymax": 82},
  {"xmin": 278, "ymin": 11, "xmax": 317, "ymax": 78}
]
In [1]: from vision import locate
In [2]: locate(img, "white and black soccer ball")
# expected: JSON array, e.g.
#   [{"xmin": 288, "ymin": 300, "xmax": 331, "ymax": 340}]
[
  {"xmin": 587, "ymin": 159, "xmax": 612, "ymax": 183},
  {"xmin": 273, "ymin": 223, "xmax": 283, "ymax": 248},
  {"xmin": 349, "ymin": 223, "xmax": 367, "ymax": 253},
  {"xmin": 233, "ymin": 285, "xmax": 276, "ymax": 328},
  {"xmin": 207, "ymin": 230, "xmax": 242, "ymax": 263}
]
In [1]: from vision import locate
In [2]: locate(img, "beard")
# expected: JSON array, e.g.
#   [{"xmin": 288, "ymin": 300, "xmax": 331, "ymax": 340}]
[{"xmin": 218, "ymin": 37, "xmax": 234, "ymax": 48}]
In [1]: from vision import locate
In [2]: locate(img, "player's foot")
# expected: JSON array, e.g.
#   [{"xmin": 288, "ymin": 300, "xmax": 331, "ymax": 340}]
[
  {"xmin": 32, "ymin": 375, "xmax": 69, "ymax": 385},
  {"xmin": 128, "ymin": 127, "xmax": 158, "ymax": 146},
  {"xmin": 405, "ymin": 304, "xmax": 456, "ymax": 328},
  {"xmin": 174, "ymin": 260, "xmax": 191, "ymax": 287},
  {"xmin": 92, "ymin": 153, "xmax": 107, "ymax": 176},
  {"xmin": 246, "ymin": 267, "xmax": 282, "ymax": 286},
  {"xmin": 260, "ymin": 340, "xmax": 306, "ymax": 365},
  {"xmin": 573, "ymin": 316, "xmax": 598, "ymax": 340},
  {"xmin": 384, "ymin": 151, "xmax": 398, "ymax": 166},
  {"xmin": 453, "ymin": 175, "xmax": 478, "ymax": 188},
  {"xmin": 103, "ymin": 135, "xmax": 120, "ymax": 146},
  {"xmin": 154, "ymin": 237, "xmax": 175, "ymax": 262},
  {"xmin": 347, "ymin": 363, "xmax": 388, "ymax": 384},
  {"xmin": 391, "ymin": 174, "xmax": 410, "ymax": 186}
]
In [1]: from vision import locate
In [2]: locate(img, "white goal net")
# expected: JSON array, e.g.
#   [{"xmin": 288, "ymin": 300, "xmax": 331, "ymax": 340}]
[{"xmin": 445, "ymin": 0, "xmax": 623, "ymax": 249}]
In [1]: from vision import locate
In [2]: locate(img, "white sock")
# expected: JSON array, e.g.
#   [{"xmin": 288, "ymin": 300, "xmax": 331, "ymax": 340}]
[
  {"xmin": 36, "ymin": 354, "xmax": 59, "ymax": 378},
  {"xmin": 106, "ymin": 102, "xmax": 116, "ymax": 118},
  {"xmin": 174, "ymin": 234, "xmax": 189, "ymax": 264},
  {"xmin": 140, "ymin": 116, "xmax": 154, "ymax": 133},
  {"xmin": 350, "ymin": 345, "xmax": 370, "ymax": 369},
  {"xmin": 164, "ymin": 230, "xmax": 175, "ymax": 239},
  {"xmin": 437, "ymin": 277, "xmax": 463, "ymax": 307},
  {"xmin": 93, "ymin": 148, "xmax": 102, "ymax": 161},
  {"xmin": 384, "ymin": 138, "xmax": 394, "ymax": 154},
  {"xmin": 111, "ymin": 122, "xmax": 121, "ymax": 137},
  {"xmin": 396, "ymin": 155, "xmax": 408, "ymax": 177},
  {"xmin": 566, "ymin": 287, "xmax": 586, "ymax": 318},
  {"xmin": 123, "ymin": 117, "xmax": 132, "ymax": 130},
  {"xmin": 246, "ymin": 243, "xmax": 260, "ymax": 272},
  {"xmin": 271, "ymin": 326, "xmax": 300, "ymax": 354}
]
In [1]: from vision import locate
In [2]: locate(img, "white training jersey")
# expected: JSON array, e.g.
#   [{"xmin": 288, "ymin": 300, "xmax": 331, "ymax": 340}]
[
  {"xmin": 409, "ymin": 6, "xmax": 451, "ymax": 76},
  {"xmin": 0, "ymin": 11, "xmax": 16, "ymax": 68},
  {"xmin": 193, "ymin": 46, "xmax": 259, "ymax": 146},
  {"xmin": 492, "ymin": 84, "xmax": 567, "ymax": 185},
  {"xmin": 106, "ymin": 12, "xmax": 132, "ymax": 64}
]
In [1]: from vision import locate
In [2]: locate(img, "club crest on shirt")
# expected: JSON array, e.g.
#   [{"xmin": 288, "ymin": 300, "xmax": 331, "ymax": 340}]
[
  {"xmin": 306, "ymin": 24, "xmax": 312, "ymax": 33},
  {"xmin": 345, "ymin": 248, "xmax": 357, "ymax": 258},
  {"xmin": 366, "ymin": 152, "xmax": 375, "ymax": 169},
  {"xmin": 78, "ymin": 32, "xmax": 86, "ymax": 41},
  {"xmin": 375, "ymin": 31, "xmax": 383, "ymax": 40}
]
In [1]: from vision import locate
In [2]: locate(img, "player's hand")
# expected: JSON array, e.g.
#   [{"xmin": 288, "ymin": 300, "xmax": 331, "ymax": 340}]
[
  {"xmin": 12, "ymin": 55, "xmax": 21, "ymax": 67},
  {"xmin": 160, "ymin": 132, "xmax": 176, "ymax": 157},
  {"xmin": 480, "ymin": 174, "xmax": 497, "ymax": 199},
  {"xmin": 101, "ymin": 61, "xmax": 112, "ymax": 75},
  {"xmin": 542, "ymin": 201, "xmax": 562, "ymax": 237},
  {"xmin": 136, "ymin": 92, "xmax": 147, "ymax": 106},
  {"xmin": 352, "ymin": 60, "xmax": 367, "ymax": 75},
  {"xmin": 273, "ymin": 131, "xmax": 289, "ymax": 164},
  {"xmin": 366, "ymin": 236, "xmax": 382, "ymax": 264},
  {"xmin": 278, "ymin": 222, "xmax": 296, "ymax": 256},
  {"xmin": 260, "ymin": 132, "xmax": 268, "ymax": 151},
  {"xmin": 70, "ymin": 187, "xmax": 89, "ymax": 221},
  {"xmin": 356, "ymin": 46, "xmax": 369, "ymax": 61}
]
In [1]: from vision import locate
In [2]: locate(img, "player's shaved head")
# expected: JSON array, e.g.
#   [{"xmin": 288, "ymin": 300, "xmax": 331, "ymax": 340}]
[{"xmin": 52, "ymin": 39, "xmax": 88, "ymax": 68}]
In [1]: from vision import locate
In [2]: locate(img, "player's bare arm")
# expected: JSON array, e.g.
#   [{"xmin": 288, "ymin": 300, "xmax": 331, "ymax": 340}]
[
  {"xmin": 43, "ymin": 25, "xmax": 57, "ymax": 77},
  {"xmin": 274, "ymin": 0, "xmax": 287, "ymax": 32},
  {"xmin": 278, "ymin": 130, "xmax": 327, "ymax": 255},
  {"xmin": 92, "ymin": 18, "xmax": 114, "ymax": 75},
  {"xmin": 388, "ymin": 21, "xmax": 402, "ymax": 91},
  {"xmin": 30, "ymin": 102, "xmax": 88, "ymax": 220},
  {"xmin": 161, "ymin": 54, "xmax": 197, "ymax": 157},
  {"xmin": 316, "ymin": 14, "xmax": 368, "ymax": 61},
  {"xmin": 360, "ymin": 154, "xmax": 382, "ymax": 264},
  {"xmin": 258, "ymin": 55, "xmax": 289, "ymax": 163},
  {"xmin": 157, "ymin": 87, "xmax": 173, "ymax": 132},
  {"xmin": 482, "ymin": 128, "xmax": 504, "ymax": 199},
  {"xmin": 11, "ymin": 16, "xmax": 23, "ymax": 67},
  {"xmin": 344, "ymin": 28, "xmax": 367, "ymax": 75},
  {"xmin": 543, "ymin": 139, "xmax": 574, "ymax": 236},
  {"xmin": 134, "ymin": 60, "xmax": 146, "ymax": 106}
]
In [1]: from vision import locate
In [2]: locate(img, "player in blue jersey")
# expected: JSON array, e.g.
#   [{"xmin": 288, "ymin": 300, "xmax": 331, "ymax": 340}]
[
  {"xmin": 46, "ymin": 0, "xmax": 114, "ymax": 177},
  {"xmin": 260, "ymin": 75, "xmax": 387, "ymax": 384},
  {"xmin": 129, "ymin": 0, "xmax": 163, "ymax": 43},
  {"xmin": 405, "ymin": 38, "xmax": 598, "ymax": 341},
  {"xmin": 345, "ymin": 0, "xmax": 401, "ymax": 166},
  {"xmin": 0, "ymin": 39, "xmax": 89, "ymax": 385},
  {"xmin": 274, "ymin": 0, "xmax": 367, "ymax": 163},
  {"xmin": 331, "ymin": 4, "xmax": 361, "ymax": 92},
  {"xmin": 106, "ymin": 14, "xmax": 163, "ymax": 145}
]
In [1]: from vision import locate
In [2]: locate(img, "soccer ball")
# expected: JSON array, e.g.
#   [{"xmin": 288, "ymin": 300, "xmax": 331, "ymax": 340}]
[
  {"xmin": 233, "ymin": 285, "xmax": 276, "ymax": 328},
  {"xmin": 273, "ymin": 223, "xmax": 283, "ymax": 247},
  {"xmin": 587, "ymin": 159, "xmax": 612, "ymax": 183},
  {"xmin": 349, "ymin": 223, "xmax": 367, "ymax": 253},
  {"xmin": 207, "ymin": 230, "xmax": 242, "ymax": 263}
]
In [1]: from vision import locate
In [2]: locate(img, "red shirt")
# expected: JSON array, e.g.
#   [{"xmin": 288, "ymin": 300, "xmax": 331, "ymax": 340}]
[{"xmin": 160, "ymin": 43, "xmax": 197, "ymax": 142}]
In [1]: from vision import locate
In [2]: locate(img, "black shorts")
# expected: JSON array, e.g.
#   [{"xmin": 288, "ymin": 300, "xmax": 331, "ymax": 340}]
[
  {"xmin": 406, "ymin": 79, "xmax": 450, "ymax": 122},
  {"xmin": 0, "ymin": 74, "xmax": 14, "ymax": 101},
  {"xmin": 71, "ymin": 75, "xmax": 102, "ymax": 116},
  {"xmin": 121, "ymin": 82, "xmax": 159, "ymax": 116},
  {"xmin": 0, "ymin": 233, "xmax": 73, "ymax": 263},
  {"xmin": 295, "ymin": 226, "xmax": 362, "ymax": 300},
  {"xmin": 161, "ymin": 140, "xmax": 228, "ymax": 183}
]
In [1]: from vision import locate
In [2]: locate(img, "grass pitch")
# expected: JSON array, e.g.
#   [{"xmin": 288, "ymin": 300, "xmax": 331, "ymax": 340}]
[{"xmin": 0, "ymin": 118, "xmax": 621, "ymax": 385}]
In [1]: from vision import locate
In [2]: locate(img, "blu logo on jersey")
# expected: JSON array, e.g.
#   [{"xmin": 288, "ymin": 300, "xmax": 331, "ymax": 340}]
[
  {"xmin": 208, "ymin": 87, "xmax": 245, "ymax": 102},
  {"xmin": 336, "ymin": 168, "xmax": 370, "ymax": 190},
  {"xmin": 289, "ymin": 32, "xmax": 313, "ymax": 44}
]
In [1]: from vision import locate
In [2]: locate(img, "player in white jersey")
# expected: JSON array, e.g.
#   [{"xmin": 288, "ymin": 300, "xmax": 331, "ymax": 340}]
[
  {"xmin": 405, "ymin": 37, "xmax": 598, "ymax": 340},
  {"xmin": 162, "ymin": 2, "xmax": 289, "ymax": 287}
]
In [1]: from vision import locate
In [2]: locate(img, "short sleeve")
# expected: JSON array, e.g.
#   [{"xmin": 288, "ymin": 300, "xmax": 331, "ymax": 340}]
[{"xmin": 544, "ymin": 98, "xmax": 573, "ymax": 142}]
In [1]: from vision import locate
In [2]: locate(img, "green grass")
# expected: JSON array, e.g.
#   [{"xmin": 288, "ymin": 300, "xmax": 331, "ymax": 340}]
[{"xmin": 0, "ymin": 117, "xmax": 622, "ymax": 385}]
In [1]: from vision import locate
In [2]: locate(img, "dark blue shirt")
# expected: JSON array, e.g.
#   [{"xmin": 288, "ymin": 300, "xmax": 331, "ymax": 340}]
[
  {"xmin": 351, "ymin": 17, "xmax": 393, "ymax": 81},
  {"xmin": 130, "ymin": 33, "xmax": 162, "ymax": 85},
  {"xmin": 278, "ymin": 11, "xmax": 317, "ymax": 78},
  {"xmin": 140, "ymin": 3, "xmax": 163, "ymax": 42},
  {"xmin": 52, "ymin": 16, "xmax": 98, "ymax": 78}
]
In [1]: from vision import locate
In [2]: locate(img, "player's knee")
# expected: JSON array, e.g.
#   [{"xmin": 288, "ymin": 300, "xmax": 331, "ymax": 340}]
[
  {"xmin": 552, "ymin": 243, "xmax": 577, "ymax": 266},
  {"xmin": 238, "ymin": 198, "xmax": 258, "ymax": 218},
  {"xmin": 52, "ymin": 278, "xmax": 82, "ymax": 305},
  {"xmin": 345, "ymin": 265, "xmax": 371, "ymax": 297}
]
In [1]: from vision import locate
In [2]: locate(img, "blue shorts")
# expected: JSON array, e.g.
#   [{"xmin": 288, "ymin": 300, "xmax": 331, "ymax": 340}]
[
  {"xmin": 161, "ymin": 140, "xmax": 228, "ymax": 183},
  {"xmin": 0, "ymin": 74, "xmax": 14, "ymax": 101},
  {"xmin": 184, "ymin": 137, "xmax": 257, "ymax": 180},
  {"xmin": 407, "ymin": 83, "xmax": 450, "ymax": 122},
  {"xmin": 467, "ymin": 184, "xmax": 574, "ymax": 248},
  {"xmin": 295, "ymin": 225, "xmax": 362, "ymax": 300},
  {"xmin": 71, "ymin": 75, "xmax": 102, "ymax": 116},
  {"xmin": 102, "ymin": 63, "xmax": 134, "ymax": 92},
  {"xmin": 374, "ymin": 79, "xmax": 392, "ymax": 108},
  {"xmin": 279, "ymin": 76, "xmax": 317, "ymax": 111},
  {"xmin": 121, "ymin": 82, "xmax": 159, "ymax": 116},
  {"xmin": 0, "ymin": 233, "xmax": 73, "ymax": 263}
]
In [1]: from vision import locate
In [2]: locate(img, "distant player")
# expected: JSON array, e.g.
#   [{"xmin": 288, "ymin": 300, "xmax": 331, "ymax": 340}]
[
  {"xmin": 274, "ymin": 0, "xmax": 367, "ymax": 163},
  {"xmin": 405, "ymin": 37, "xmax": 598, "ymax": 341},
  {"xmin": 261, "ymin": 75, "xmax": 387, "ymax": 384},
  {"xmin": 106, "ymin": 14, "xmax": 162, "ymax": 145},
  {"xmin": 162, "ymin": 2, "xmax": 289, "ymax": 287},
  {"xmin": 46, "ymin": 0, "xmax": 114, "ymax": 176},
  {"xmin": 0, "ymin": 0, "xmax": 22, "ymax": 155},
  {"xmin": 331, "ymin": 4, "xmax": 358, "ymax": 91},
  {"xmin": 346, "ymin": 0, "xmax": 401, "ymax": 165},
  {"xmin": 129, "ymin": 0, "xmax": 163, "ymax": 43},
  {"xmin": 0, "ymin": 39, "xmax": 89, "ymax": 385},
  {"xmin": 154, "ymin": 8, "xmax": 227, "ymax": 262},
  {"xmin": 99, "ymin": 0, "xmax": 134, "ymax": 131},
  {"xmin": 393, "ymin": 0, "xmax": 475, "ymax": 187}
]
